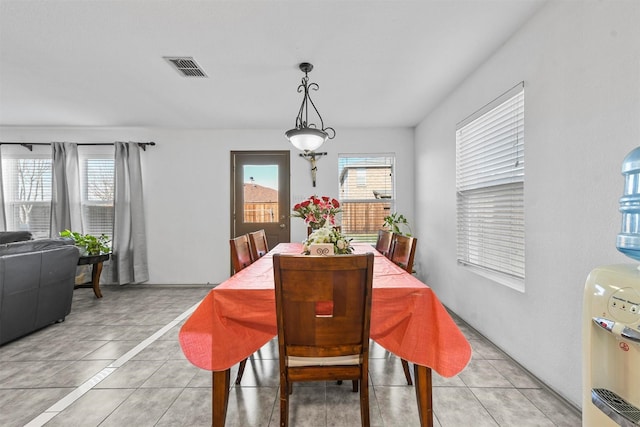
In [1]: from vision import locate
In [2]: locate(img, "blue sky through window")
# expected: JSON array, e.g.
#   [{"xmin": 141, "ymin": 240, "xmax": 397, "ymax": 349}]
[{"xmin": 243, "ymin": 165, "xmax": 278, "ymax": 190}]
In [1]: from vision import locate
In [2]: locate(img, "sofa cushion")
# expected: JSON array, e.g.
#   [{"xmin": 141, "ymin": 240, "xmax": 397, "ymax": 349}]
[
  {"xmin": 0, "ymin": 238, "xmax": 77, "ymax": 257},
  {"xmin": 0, "ymin": 231, "xmax": 33, "ymax": 244}
]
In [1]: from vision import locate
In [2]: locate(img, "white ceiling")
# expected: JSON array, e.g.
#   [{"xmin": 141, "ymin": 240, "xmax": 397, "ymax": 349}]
[{"xmin": 0, "ymin": 0, "xmax": 546, "ymax": 130}]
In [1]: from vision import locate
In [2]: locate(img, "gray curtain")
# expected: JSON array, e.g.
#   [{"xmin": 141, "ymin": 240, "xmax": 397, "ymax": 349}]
[
  {"xmin": 0, "ymin": 149, "xmax": 6, "ymax": 231},
  {"xmin": 111, "ymin": 141, "xmax": 149, "ymax": 285},
  {"xmin": 50, "ymin": 142, "xmax": 83, "ymax": 236}
]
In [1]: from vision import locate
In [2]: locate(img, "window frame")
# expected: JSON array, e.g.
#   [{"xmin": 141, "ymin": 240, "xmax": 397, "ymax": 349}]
[
  {"xmin": 78, "ymin": 147, "xmax": 115, "ymax": 239},
  {"xmin": 338, "ymin": 153, "xmax": 396, "ymax": 243},
  {"xmin": 455, "ymin": 82, "xmax": 525, "ymax": 291},
  {"xmin": 0, "ymin": 146, "xmax": 53, "ymax": 238}
]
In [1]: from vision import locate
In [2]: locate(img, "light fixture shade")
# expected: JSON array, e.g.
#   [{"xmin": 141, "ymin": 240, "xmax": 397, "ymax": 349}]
[
  {"xmin": 285, "ymin": 62, "xmax": 335, "ymax": 152},
  {"xmin": 285, "ymin": 128, "xmax": 327, "ymax": 152}
]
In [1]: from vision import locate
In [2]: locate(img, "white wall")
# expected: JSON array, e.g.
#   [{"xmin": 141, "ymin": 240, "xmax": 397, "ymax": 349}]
[
  {"xmin": 414, "ymin": 0, "xmax": 640, "ymax": 407},
  {"xmin": 0, "ymin": 126, "xmax": 414, "ymax": 285}
]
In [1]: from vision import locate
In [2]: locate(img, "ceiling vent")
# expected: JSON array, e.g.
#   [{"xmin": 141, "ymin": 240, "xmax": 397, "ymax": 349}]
[{"xmin": 164, "ymin": 57, "xmax": 208, "ymax": 78}]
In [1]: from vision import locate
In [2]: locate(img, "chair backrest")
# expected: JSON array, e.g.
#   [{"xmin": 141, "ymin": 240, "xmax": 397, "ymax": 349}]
[
  {"xmin": 273, "ymin": 253, "xmax": 374, "ymax": 362},
  {"xmin": 375, "ymin": 229, "xmax": 393, "ymax": 257},
  {"xmin": 248, "ymin": 229, "xmax": 269, "ymax": 261},
  {"xmin": 389, "ymin": 234, "xmax": 417, "ymax": 273},
  {"xmin": 230, "ymin": 234, "xmax": 253, "ymax": 273}
]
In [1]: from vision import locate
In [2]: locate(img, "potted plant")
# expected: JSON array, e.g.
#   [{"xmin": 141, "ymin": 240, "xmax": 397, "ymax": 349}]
[
  {"xmin": 383, "ymin": 212, "xmax": 412, "ymax": 236},
  {"xmin": 59, "ymin": 229, "xmax": 111, "ymax": 256}
]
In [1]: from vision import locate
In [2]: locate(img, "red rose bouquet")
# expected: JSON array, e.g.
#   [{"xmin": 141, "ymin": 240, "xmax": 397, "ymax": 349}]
[{"xmin": 292, "ymin": 195, "xmax": 341, "ymax": 229}]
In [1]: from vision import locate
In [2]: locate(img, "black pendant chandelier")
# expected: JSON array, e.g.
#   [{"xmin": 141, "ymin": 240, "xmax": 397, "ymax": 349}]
[{"xmin": 285, "ymin": 62, "xmax": 335, "ymax": 152}]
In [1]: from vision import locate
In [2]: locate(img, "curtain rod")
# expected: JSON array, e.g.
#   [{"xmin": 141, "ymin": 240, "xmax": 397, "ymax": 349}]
[{"xmin": 0, "ymin": 141, "xmax": 156, "ymax": 151}]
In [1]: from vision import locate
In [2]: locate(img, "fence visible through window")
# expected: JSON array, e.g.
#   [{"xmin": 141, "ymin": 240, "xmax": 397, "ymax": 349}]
[
  {"xmin": 243, "ymin": 202, "xmax": 278, "ymax": 223},
  {"xmin": 338, "ymin": 154, "xmax": 395, "ymax": 243}
]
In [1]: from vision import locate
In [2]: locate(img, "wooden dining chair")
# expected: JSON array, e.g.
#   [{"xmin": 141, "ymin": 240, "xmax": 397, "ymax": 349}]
[
  {"xmin": 248, "ymin": 229, "xmax": 269, "ymax": 261},
  {"xmin": 230, "ymin": 234, "xmax": 253, "ymax": 274},
  {"xmin": 273, "ymin": 253, "xmax": 375, "ymax": 427},
  {"xmin": 230, "ymin": 233, "xmax": 255, "ymax": 384},
  {"xmin": 388, "ymin": 233, "xmax": 418, "ymax": 385},
  {"xmin": 389, "ymin": 234, "xmax": 417, "ymax": 274},
  {"xmin": 375, "ymin": 229, "xmax": 393, "ymax": 257}
]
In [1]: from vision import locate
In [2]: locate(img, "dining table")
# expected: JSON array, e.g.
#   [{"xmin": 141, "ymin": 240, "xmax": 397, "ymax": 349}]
[{"xmin": 179, "ymin": 242, "xmax": 472, "ymax": 426}]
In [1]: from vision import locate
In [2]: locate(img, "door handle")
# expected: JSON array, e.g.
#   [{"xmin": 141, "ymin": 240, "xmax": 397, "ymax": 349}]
[{"xmin": 279, "ymin": 224, "xmax": 286, "ymax": 229}]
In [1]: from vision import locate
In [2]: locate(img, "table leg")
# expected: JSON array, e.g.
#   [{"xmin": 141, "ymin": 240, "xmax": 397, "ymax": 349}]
[
  {"xmin": 91, "ymin": 261, "xmax": 104, "ymax": 298},
  {"xmin": 414, "ymin": 364, "xmax": 433, "ymax": 427},
  {"xmin": 212, "ymin": 369, "xmax": 230, "ymax": 427}
]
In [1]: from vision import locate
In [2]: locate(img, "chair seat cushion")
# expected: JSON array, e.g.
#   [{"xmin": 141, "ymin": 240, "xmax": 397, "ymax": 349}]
[{"xmin": 287, "ymin": 354, "xmax": 360, "ymax": 367}]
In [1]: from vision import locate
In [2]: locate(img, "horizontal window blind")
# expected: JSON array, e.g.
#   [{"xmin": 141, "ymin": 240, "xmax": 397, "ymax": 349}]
[
  {"xmin": 80, "ymin": 156, "xmax": 114, "ymax": 239},
  {"xmin": 456, "ymin": 83, "xmax": 525, "ymax": 280},
  {"xmin": 1, "ymin": 157, "xmax": 52, "ymax": 238},
  {"xmin": 338, "ymin": 154, "xmax": 395, "ymax": 243}
]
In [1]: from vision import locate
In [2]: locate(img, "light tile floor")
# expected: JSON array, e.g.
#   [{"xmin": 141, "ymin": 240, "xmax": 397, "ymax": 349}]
[{"xmin": 0, "ymin": 285, "xmax": 582, "ymax": 427}]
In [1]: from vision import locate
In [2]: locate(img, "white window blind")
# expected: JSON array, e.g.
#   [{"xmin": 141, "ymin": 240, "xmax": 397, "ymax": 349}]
[
  {"xmin": 338, "ymin": 154, "xmax": 395, "ymax": 243},
  {"xmin": 1, "ymin": 156, "xmax": 52, "ymax": 238},
  {"xmin": 79, "ymin": 153, "xmax": 114, "ymax": 239},
  {"xmin": 456, "ymin": 83, "xmax": 525, "ymax": 281}
]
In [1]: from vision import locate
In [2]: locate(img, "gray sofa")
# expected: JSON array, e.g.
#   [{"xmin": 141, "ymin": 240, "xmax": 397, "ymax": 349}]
[{"xmin": 0, "ymin": 234, "xmax": 80, "ymax": 345}]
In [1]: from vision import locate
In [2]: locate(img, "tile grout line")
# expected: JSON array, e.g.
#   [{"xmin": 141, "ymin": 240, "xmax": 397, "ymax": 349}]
[{"xmin": 23, "ymin": 300, "xmax": 202, "ymax": 427}]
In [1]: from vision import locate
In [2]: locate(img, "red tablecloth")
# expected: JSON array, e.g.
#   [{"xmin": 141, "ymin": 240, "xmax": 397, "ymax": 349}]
[{"xmin": 179, "ymin": 243, "xmax": 471, "ymax": 378}]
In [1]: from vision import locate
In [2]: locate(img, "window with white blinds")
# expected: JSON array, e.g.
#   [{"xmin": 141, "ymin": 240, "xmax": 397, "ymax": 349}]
[
  {"xmin": 0, "ymin": 157, "xmax": 52, "ymax": 238},
  {"xmin": 456, "ymin": 83, "xmax": 525, "ymax": 284},
  {"xmin": 79, "ymin": 154, "xmax": 115, "ymax": 239},
  {"xmin": 338, "ymin": 154, "xmax": 395, "ymax": 243},
  {"xmin": 0, "ymin": 149, "xmax": 115, "ymax": 239}
]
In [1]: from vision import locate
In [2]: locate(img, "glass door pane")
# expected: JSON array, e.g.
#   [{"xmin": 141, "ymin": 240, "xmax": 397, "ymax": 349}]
[{"xmin": 243, "ymin": 164, "xmax": 279, "ymax": 223}]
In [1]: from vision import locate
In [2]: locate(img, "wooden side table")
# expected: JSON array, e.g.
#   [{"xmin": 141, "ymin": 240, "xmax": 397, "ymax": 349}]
[{"xmin": 76, "ymin": 253, "xmax": 111, "ymax": 298}]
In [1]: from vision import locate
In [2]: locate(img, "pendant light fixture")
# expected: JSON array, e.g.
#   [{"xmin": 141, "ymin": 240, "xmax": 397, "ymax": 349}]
[{"xmin": 285, "ymin": 62, "xmax": 335, "ymax": 152}]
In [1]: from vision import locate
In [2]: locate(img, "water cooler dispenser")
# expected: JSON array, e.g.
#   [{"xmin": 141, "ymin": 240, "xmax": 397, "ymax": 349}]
[{"xmin": 583, "ymin": 146, "xmax": 640, "ymax": 426}]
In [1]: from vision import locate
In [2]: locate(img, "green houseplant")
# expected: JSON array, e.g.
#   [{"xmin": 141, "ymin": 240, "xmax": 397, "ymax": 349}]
[
  {"xmin": 383, "ymin": 212, "xmax": 412, "ymax": 236},
  {"xmin": 59, "ymin": 229, "xmax": 111, "ymax": 256}
]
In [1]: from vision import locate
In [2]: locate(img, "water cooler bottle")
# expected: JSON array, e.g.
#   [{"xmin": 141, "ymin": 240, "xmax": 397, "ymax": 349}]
[{"xmin": 582, "ymin": 147, "xmax": 640, "ymax": 426}]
